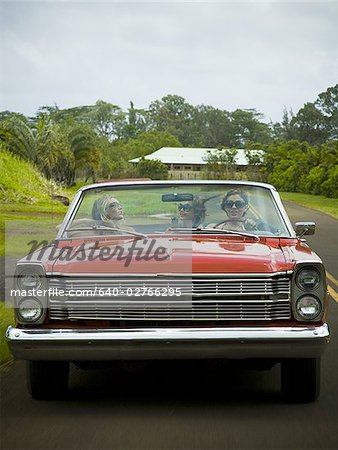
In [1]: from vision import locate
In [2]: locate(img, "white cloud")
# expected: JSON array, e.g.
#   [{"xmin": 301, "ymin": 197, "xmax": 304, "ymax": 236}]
[{"xmin": 0, "ymin": 1, "xmax": 337, "ymax": 122}]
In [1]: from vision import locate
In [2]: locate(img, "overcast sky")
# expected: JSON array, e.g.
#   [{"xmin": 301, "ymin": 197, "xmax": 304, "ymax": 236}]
[{"xmin": 1, "ymin": 1, "xmax": 337, "ymax": 123}]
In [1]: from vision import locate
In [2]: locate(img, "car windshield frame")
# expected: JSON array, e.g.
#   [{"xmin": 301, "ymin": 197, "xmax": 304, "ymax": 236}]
[{"xmin": 57, "ymin": 181, "xmax": 295, "ymax": 240}]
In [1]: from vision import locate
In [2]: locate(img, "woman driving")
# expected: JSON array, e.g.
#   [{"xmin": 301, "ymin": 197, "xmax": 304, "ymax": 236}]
[{"xmin": 212, "ymin": 189, "xmax": 257, "ymax": 231}]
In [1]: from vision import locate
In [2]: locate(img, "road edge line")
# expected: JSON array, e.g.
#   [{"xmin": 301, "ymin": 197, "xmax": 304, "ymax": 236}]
[
  {"xmin": 328, "ymin": 285, "xmax": 338, "ymax": 304},
  {"xmin": 327, "ymin": 271, "xmax": 338, "ymax": 288}
]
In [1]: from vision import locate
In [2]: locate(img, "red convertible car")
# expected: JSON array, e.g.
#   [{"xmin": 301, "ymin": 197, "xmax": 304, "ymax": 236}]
[{"xmin": 6, "ymin": 181, "xmax": 330, "ymax": 401}]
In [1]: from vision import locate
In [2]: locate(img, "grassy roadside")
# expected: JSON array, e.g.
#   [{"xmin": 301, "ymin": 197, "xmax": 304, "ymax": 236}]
[
  {"xmin": 280, "ymin": 192, "xmax": 338, "ymax": 220},
  {"xmin": 0, "ymin": 303, "xmax": 14, "ymax": 366},
  {"xmin": 0, "ymin": 202, "xmax": 67, "ymax": 367},
  {"xmin": 0, "ymin": 181, "xmax": 81, "ymax": 367},
  {"xmin": 0, "ymin": 210, "xmax": 65, "ymax": 258},
  {"xmin": 0, "ymin": 201, "xmax": 68, "ymax": 215}
]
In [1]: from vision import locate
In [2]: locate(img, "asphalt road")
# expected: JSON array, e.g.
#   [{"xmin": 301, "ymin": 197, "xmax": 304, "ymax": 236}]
[{"xmin": 1, "ymin": 201, "xmax": 338, "ymax": 450}]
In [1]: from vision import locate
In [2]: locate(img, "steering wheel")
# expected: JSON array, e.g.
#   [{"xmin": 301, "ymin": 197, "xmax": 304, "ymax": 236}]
[{"xmin": 213, "ymin": 219, "xmax": 257, "ymax": 231}]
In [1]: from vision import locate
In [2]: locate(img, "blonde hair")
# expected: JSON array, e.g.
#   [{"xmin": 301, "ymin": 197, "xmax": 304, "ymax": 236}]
[{"xmin": 92, "ymin": 195, "xmax": 120, "ymax": 222}]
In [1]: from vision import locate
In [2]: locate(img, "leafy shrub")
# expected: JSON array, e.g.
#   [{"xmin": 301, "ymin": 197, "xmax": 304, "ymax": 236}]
[
  {"xmin": 321, "ymin": 165, "xmax": 338, "ymax": 198},
  {"xmin": 137, "ymin": 157, "xmax": 168, "ymax": 179},
  {"xmin": 266, "ymin": 140, "xmax": 338, "ymax": 198},
  {"xmin": 303, "ymin": 165, "xmax": 326, "ymax": 195}
]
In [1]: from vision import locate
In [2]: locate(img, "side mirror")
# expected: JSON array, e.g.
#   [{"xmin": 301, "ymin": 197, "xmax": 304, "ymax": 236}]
[{"xmin": 295, "ymin": 222, "xmax": 315, "ymax": 237}]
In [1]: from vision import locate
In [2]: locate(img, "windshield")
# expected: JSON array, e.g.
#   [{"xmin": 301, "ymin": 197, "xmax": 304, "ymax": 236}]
[{"xmin": 63, "ymin": 184, "xmax": 291, "ymax": 238}]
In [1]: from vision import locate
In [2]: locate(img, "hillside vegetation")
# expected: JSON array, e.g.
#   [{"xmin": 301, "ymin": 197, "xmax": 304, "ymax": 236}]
[{"xmin": 0, "ymin": 147, "xmax": 57, "ymax": 204}]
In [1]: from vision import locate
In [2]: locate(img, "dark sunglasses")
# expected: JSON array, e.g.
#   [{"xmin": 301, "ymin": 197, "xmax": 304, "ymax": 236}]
[
  {"xmin": 108, "ymin": 202, "xmax": 121, "ymax": 208},
  {"xmin": 223, "ymin": 200, "xmax": 247, "ymax": 209},
  {"xmin": 178, "ymin": 203, "xmax": 193, "ymax": 212}
]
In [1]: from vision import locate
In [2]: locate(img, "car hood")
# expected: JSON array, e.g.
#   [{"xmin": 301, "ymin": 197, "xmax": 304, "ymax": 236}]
[{"xmin": 48, "ymin": 235, "xmax": 290, "ymax": 275}]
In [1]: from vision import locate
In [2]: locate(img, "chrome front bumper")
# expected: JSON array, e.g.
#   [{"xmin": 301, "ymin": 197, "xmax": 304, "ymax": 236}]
[{"xmin": 6, "ymin": 324, "xmax": 330, "ymax": 361}]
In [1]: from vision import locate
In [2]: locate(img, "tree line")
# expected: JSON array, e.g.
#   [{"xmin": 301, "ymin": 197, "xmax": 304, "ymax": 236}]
[{"xmin": 0, "ymin": 84, "xmax": 337, "ymax": 196}]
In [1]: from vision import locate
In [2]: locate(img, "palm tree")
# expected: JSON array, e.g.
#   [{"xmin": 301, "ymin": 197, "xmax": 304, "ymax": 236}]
[{"xmin": 0, "ymin": 116, "xmax": 37, "ymax": 162}]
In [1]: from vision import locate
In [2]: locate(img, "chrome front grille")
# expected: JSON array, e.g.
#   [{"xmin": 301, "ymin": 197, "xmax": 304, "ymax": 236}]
[{"xmin": 48, "ymin": 275, "xmax": 291, "ymax": 321}]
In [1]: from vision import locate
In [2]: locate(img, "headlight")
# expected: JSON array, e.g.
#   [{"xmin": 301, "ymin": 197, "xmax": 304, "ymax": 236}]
[
  {"xmin": 17, "ymin": 298, "xmax": 43, "ymax": 323},
  {"xmin": 296, "ymin": 295, "xmax": 321, "ymax": 320},
  {"xmin": 296, "ymin": 268, "xmax": 320, "ymax": 291},
  {"xmin": 17, "ymin": 269, "xmax": 42, "ymax": 290}
]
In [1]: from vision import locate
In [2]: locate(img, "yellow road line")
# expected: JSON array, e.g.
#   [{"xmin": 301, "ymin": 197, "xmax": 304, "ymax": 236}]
[
  {"xmin": 328, "ymin": 285, "xmax": 338, "ymax": 304},
  {"xmin": 326, "ymin": 271, "xmax": 338, "ymax": 288}
]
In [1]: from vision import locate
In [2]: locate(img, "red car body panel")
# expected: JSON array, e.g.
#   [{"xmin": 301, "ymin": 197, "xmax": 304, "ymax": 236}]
[
  {"xmin": 26, "ymin": 235, "xmax": 321, "ymax": 276},
  {"xmin": 38, "ymin": 236, "xmax": 320, "ymax": 274}
]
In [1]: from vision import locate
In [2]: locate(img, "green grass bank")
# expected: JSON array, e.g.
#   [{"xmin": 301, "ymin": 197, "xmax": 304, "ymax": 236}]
[
  {"xmin": 280, "ymin": 192, "xmax": 338, "ymax": 220},
  {"xmin": 0, "ymin": 303, "xmax": 14, "ymax": 366}
]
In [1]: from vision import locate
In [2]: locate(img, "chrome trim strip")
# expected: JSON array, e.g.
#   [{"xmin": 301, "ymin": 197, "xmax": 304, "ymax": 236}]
[
  {"xmin": 49, "ymin": 293, "xmax": 289, "ymax": 299},
  {"xmin": 16, "ymin": 262, "xmax": 46, "ymax": 267},
  {"xmin": 56, "ymin": 190, "xmax": 83, "ymax": 238},
  {"xmin": 294, "ymin": 260, "xmax": 323, "ymax": 266},
  {"xmin": 6, "ymin": 324, "xmax": 330, "ymax": 360},
  {"xmin": 46, "ymin": 272, "xmax": 289, "ymax": 278},
  {"xmin": 78, "ymin": 180, "xmax": 277, "ymax": 192},
  {"xmin": 7, "ymin": 324, "xmax": 329, "ymax": 341},
  {"xmin": 49, "ymin": 299, "xmax": 290, "ymax": 304}
]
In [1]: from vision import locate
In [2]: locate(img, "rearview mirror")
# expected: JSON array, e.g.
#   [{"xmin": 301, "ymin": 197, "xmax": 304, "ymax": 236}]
[
  {"xmin": 162, "ymin": 193, "xmax": 194, "ymax": 202},
  {"xmin": 295, "ymin": 222, "xmax": 316, "ymax": 237}
]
